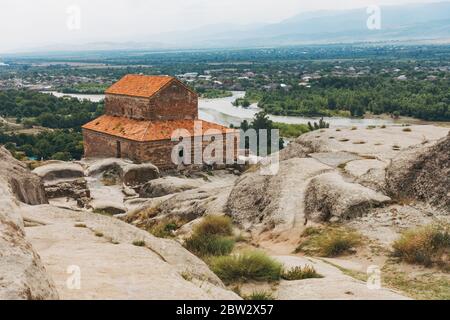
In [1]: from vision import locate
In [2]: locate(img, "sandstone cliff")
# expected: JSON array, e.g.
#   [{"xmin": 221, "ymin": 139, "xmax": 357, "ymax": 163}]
[{"xmin": 0, "ymin": 147, "xmax": 58, "ymax": 300}]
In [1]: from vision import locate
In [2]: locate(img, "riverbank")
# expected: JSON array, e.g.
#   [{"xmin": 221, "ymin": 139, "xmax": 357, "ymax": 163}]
[{"xmin": 42, "ymin": 91, "xmax": 450, "ymax": 129}]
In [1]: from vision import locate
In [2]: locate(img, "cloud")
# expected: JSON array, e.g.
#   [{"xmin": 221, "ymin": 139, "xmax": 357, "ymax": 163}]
[{"xmin": 0, "ymin": 0, "xmax": 444, "ymax": 52}]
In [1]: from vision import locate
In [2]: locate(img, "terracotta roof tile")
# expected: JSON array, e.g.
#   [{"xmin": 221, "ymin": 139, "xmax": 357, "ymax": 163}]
[
  {"xmin": 105, "ymin": 74, "xmax": 174, "ymax": 98},
  {"xmin": 82, "ymin": 115, "xmax": 235, "ymax": 142}
]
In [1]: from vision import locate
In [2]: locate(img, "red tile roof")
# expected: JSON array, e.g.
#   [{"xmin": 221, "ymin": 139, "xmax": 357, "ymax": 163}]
[
  {"xmin": 82, "ymin": 115, "xmax": 235, "ymax": 142},
  {"xmin": 105, "ymin": 74, "xmax": 175, "ymax": 98}
]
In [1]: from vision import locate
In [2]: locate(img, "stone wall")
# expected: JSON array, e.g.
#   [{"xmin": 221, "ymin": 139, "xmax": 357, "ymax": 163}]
[
  {"xmin": 148, "ymin": 81, "xmax": 198, "ymax": 121},
  {"xmin": 83, "ymin": 130, "xmax": 239, "ymax": 170},
  {"xmin": 137, "ymin": 133, "xmax": 238, "ymax": 169},
  {"xmin": 104, "ymin": 80, "xmax": 198, "ymax": 121},
  {"xmin": 105, "ymin": 94, "xmax": 150, "ymax": 120},
  {"xmin": 83, "ymin": 129, "xmax": 138, "ymax": 160}
]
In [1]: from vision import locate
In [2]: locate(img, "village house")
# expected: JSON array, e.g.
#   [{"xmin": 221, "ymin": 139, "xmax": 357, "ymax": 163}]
[{"xmin": 82, "ymin": 74, "xmax": 238, "ymax": 169}]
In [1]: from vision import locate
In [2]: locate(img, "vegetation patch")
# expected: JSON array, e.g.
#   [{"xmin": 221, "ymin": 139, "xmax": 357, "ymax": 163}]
[
  {"xmin": 295, "ymin": 227, "xmax": 363, "ymax": 257},
  {"xmin": 281, "ymin": 265, "xmax": 323, "ymax": 280},
  {"xmin": 273, "ymin": 122, "xmax": 309, "ymax": 138},
  {"xmin": 382, "ymin": 262, "xmax": 450, "ymax": 300},
  {"xmin": 132, "ymin": 240, "xmax": 146, "ymax": 247},
  {"xmin": 392, "ymin": 223, "xmax": 449, "ymax": 269},
  {"xmin": 210, "ymin": 251, "xmax": 283, "ymax": 284},
  {"xmin": 148, "ymin": 218, "xmax": 184, "ymax": 238},
  {"xmin": 185, "ymin": 215, "xmax": 235, "ymax": 257},
  {"xmin": 74, "ymin": 223, "xmax": 87, "ymax": 228},
  {"xmin": 244, "ymin": 290, "xmax": 275, "ymax": 300}
]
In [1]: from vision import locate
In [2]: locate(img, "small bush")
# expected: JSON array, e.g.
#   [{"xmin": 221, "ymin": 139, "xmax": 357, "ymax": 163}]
[
  {"xmin": 94, "ymin": 231, "xmax": 104, "ymax": 237},
  {"xmin": 402, "ymin": 128, "xmax": 412, "ymax": 132},
  {"xmin": 74, "ymin": 223, "xmax": 87, "ymax": 228},
  {"xmin": 185, "ymin": 215, "xmax": 235, "ymax": 256},
  {"xmin": 282, "ymin": 265, "xmax": 323, "ymax": 280},
  {"xmin": 185, "ymin": 234, "xmax": 235, "ymax": 256},
  {"xmin": 339, "ymin": 138, "xmax": 350, "ymax": 142},
  {"xmin": 296, "ymin": 227, "xmax": 362, "ymax": 257},
  {"xmin": 133, "ymin": 240, "xmax": 146, "ymax": 247},
  {"xmin": 351, "ymin": 126, "xmax": 357, "ymax": 130},
  {"xmin": 245, "ymin": 290, "xmax": 274, "ymax": 300},
  {"xmin": 380, "ymin": 124, "xmax": 387, "ymax": 129},
  {"xmin": 194, "ymin": 215, "xmax": 233, "ymax": 237},
  {"xmin": 210, "ymin": 251, "xmax": 283, "ymax": 283},
  {"xmin": 392, "ymin": 224, "xmax": 449, "ymax": 268}
]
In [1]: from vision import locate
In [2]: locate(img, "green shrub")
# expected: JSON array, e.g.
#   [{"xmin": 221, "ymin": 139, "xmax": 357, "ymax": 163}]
[
  {"xmin": 194, "ymin": 215, "xmax": 233, "ymax": 237},
  {"xmin": 245, "ymin": 290, "xmax": 274, "ymax": 300},
  {"xmin": 296, "ymin": 227, "xmax": 362, "ymax": 257},
  {"xmin": 185, "ymin": 234, "xmax": 235, "ymax": 256},
  {"xmin": 184, "ymin": 215, "xmax": 235, "ymax": 256},
  {"xmin": 282, "ymin": 265, "xmax": 323, "ymax": 280},
  {"xmin": 392, "ymin": 224, "xmax": 449, "ymax": 268},
  {"xmin": 210, "ymin": 251, "xmax": 283, "ymax": 283}
]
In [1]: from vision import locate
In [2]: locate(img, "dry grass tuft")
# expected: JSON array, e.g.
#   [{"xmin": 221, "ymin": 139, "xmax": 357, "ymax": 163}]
[
  {"xmin": 392, "ymin": 223, "xmax": 449, "ymax": 269},
  {"xmin": 282, "ymin": 265, "xmax": 323, "ymax": 280},
  {"xmin": 296, "ymin": 227, "xmax": 363, "ymax": 257}
]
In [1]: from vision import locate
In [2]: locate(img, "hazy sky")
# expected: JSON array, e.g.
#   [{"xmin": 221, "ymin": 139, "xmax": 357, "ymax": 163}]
[{"xmin": 0, "ymin": 0, "xmax": 444, "ymax": 52}]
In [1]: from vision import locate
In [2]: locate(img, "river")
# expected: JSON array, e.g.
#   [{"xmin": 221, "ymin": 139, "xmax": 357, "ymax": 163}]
[{"xmin": 45, "ymin": 91, "xmax": 395, "ymax": 127}]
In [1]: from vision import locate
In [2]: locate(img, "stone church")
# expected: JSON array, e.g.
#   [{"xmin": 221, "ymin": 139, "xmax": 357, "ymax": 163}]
[{"xmin": 82, "ymin": 74, "xmax": 238, "ymax": 169}]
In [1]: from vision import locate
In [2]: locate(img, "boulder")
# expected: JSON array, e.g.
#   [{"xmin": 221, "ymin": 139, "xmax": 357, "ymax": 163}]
[
  {"xmin": 0, "ymin": 146, "xmax": 47, "ymax": 205},
  {"xmin": 226, "ymin": 158, "xmax": 332, "ymax": 235},
  {"xmin": 33, "ymin": 162, "xmax": 84, "ymax": 182},
  {"xmin": 91, "ymin": 201, "xmax": 127, "ymax": 215},
  {"xmin": 386, "ymin": 133, "xmax": 450, "ymax": 211},
  {"xmin": 85, "ymin": 158, "xmax": 131, "ymax": 177},
  {"xmin": 124, "ymin": 173, "xmax": 238, "ymax": 230},
  {"xmin": 123, "ymin": 163, "xmax": 160, "ymax": 186},
  {"xmin": 304, "ymin": 172, "xmax": 391, "ymax": 222},
  {"xmin": 44, "ymin": 178, "xmax": 90, "ymax": 200},
  {"xmin": 139, "ymin": 176, "xmax": 202, "ymax": 198}
]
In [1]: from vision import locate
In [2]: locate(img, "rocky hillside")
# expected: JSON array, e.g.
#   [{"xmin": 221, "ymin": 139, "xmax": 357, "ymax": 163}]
[
  {"xmin": 1, "ymin": 124, "xmax": 448, "ymax": 300},
  {"xmin": 0, "ymin": 146, "xmax": 57, "ymax": 300},
  {"xmin": 227, "ymin": 125, "xmax": 449, "ymax": 243},
  {"xmin": 0, "ymin": 148, "xmax": 239, "ymax": 300}
]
